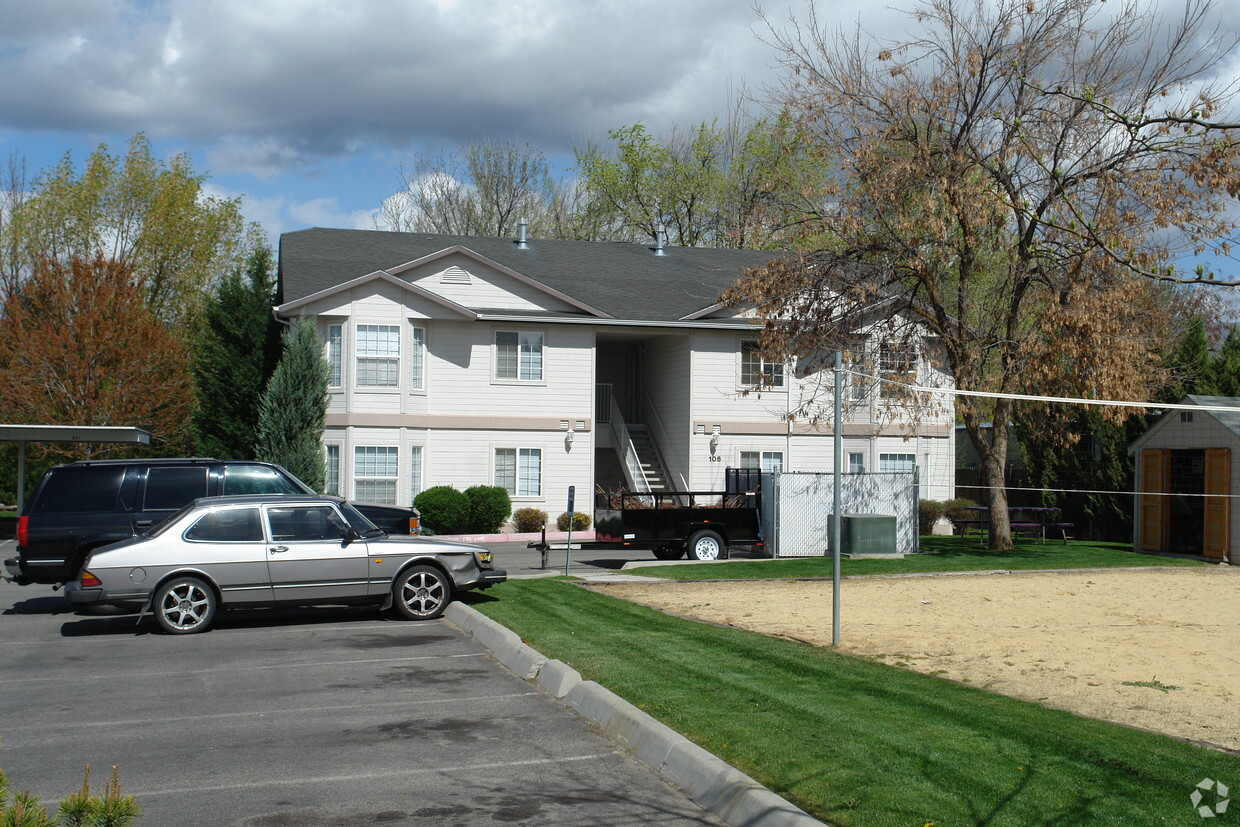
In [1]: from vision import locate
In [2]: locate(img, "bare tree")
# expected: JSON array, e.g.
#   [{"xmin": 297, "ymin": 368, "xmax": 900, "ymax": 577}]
[{"xmin": 727, "ymin": 0, "xmax": 1240, "ymax": 548}]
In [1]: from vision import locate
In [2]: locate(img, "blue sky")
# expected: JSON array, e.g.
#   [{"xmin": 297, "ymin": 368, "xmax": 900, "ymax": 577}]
[{"xmin": 0, "ymin": 0, "xmax": 1237, "ymax": 271}]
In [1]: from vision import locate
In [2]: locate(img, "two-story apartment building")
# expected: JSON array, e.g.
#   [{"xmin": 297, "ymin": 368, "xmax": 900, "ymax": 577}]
[{"xmin": 275, "ymin": 228, "xmax": 955, "ymax": 518}]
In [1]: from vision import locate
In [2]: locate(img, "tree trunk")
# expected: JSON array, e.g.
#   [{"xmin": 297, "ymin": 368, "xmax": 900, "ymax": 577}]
[{"xmin": 963, "ymin": 403, "xmax": 1014, "ymax": 551}]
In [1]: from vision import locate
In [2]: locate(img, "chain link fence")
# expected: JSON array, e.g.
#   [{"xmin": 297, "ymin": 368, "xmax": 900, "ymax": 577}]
[{"xmin": 762, "ymin": 470, "xmax": 920, "ymax": 557}]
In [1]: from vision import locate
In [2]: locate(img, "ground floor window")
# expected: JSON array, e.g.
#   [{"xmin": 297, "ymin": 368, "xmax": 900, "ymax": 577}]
[
  {"xmin": 495, "ymin": 448, "xmax": 541, "ymax": 496},
  {"xmin": 354, "ymin": 446, "xmax": 398, "ymax": 504},
  {"xmin": 324, "ymin": 445, "xmax": 340, "ymax": 495},
  {"xmin": 848, "ymin": 452, "xmax": 866, "ymax": 474},
  {"xmin": 410, "ymin": 446, "xmax": 423, "ymax": 502},
  {"xmin": 740, "ymin": 450, "xmax": 783, "ymax": 474},
  {"xmin": 879, "ymin": 453, "xmax": 916, "ymax": 472}
]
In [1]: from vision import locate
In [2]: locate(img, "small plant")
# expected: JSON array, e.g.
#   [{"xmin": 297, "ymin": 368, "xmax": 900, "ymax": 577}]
[
  {"xmin": 512, "ymin": 507, "xmax": 548, "ymax": 533},
  {"xmin": 413, "ymin": 485, "xmax": 471, "ymax": 534},
  {"xmin": 464, "ymin": 485, "xmax": 511, "ymax": 534},
  {"xmin": 918, "ymin": 499, "xmax": 946, "ymax": 534},
  {"xmin": 1121, "ymin": 678, "xmax": 1181, "ymax": 692},
  {"xmin": 557, "ymin": 511, "xmax": 592, "ymax": 531},
  {"xmin": 1, "ymin": 764, "xmax": 141, "ymax": 827}
]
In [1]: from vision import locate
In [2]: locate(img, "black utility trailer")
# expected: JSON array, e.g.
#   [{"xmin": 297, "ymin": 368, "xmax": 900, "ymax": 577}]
[{"xmin": 531, "ymin": 469, "xmax": 764, "ymax": 563}]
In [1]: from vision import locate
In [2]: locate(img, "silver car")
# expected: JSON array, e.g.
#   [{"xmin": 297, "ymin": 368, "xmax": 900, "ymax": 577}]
[{"xmin": 64, "ymin": 495, "xmax": 506, "ymax": 634}]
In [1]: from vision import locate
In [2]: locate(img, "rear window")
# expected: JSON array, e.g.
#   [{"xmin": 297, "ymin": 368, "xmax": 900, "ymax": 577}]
[
  {"xmin": 222, "ymin": 465, "xmax": 309, "ymax": 496},
  {"xmin": 185, "ymin": 508, "xmax": 264, "ymax": 542},
  {"xmin": 144, "ymin": 467, "xmax": 209, "ymax": 511},
  {"xmin": 30, "ymin": 466, "xmax": 125, "ymax": 514}
]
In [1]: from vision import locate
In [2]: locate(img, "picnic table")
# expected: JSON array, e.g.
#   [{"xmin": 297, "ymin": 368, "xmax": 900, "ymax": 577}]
[{"xmin": 955, "ymin": 506, "xmax": 1073, "ymax": 545}]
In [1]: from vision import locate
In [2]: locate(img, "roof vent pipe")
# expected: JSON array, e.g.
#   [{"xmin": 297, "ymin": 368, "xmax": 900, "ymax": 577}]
[
  {"xmin": 654, "ymin": 223, "xmax": 666, "ymax": 256},
  {"xmin": 517, "ymin": 219, "xmax": 529, "ymax": 249}
]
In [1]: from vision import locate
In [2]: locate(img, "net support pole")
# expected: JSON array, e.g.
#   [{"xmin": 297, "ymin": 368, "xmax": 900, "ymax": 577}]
[{"xmin": 833, "ymin": 351, "xmax": 842, "ymax": 646}]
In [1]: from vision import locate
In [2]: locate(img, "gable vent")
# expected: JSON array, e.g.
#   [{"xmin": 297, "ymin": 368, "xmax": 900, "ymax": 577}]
[{"xmin": 440, "ymin": 265, "xmax": 471, "ymax": 285}]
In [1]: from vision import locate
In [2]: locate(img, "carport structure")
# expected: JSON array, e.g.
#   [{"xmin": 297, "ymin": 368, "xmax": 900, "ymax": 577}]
[{"xmin": 1, "ymin": 425, "xmax": 151, "ymax": 512}]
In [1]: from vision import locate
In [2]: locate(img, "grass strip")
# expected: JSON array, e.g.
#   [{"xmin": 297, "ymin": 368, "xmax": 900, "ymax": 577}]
[
  {"xmin": 465, "ymin": 576, "xmax": 1238, "ymax": 825},
  {"xmin": 629, "ymin": 537, "xmax": 1208, "ymax": 581}
]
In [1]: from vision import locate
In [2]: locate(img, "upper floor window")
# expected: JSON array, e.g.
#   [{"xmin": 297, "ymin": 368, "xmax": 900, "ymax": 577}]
[
  {"xmin": 409, "ymin": 325, "xmax": 426, "ymax": 391},
  {"xmin": 326, "ymin": 324, "xmax": 342, "ymax": 388},
  {"xmin": 879, "ymin": 339, "xmax": 917, "ymax": 400},
  {"xmin": 740, "ymin": 340, "xmax": 784, "ymax": 388},
  {"xmin": 495, "ymin": 331, "xmax": 543, "ymax": 381},
  {"xmin": 356, "ymin": 325, "xmax": 400, "ymax": 387}
]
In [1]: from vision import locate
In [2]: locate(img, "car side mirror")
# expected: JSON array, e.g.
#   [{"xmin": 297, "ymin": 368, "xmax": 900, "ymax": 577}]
[{"xmin": 340, "ymin": 526, "xmax": 361, "ymax": 546}]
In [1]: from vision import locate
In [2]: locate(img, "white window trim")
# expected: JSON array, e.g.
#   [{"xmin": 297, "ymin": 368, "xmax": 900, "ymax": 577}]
[
  {"xmin": 409, "ymin": 444, "xmax": 424, "ymax": 503},
  {"xmin": 494, "ymin": 446, "xmax": 543, "ymax": 498},
  {"xmin": 739, "ymin": 339, "xmax": 785, "ymax": 389},
  {"xmin": 324, "ymin": 442, "xmax": 342, "ymax": 496},
  {"xmin": 355, "ymin": 324, "xmax": 401, "ymax": 391},
  {"xmin": 492, "ymin": 329, "xmax": 547, "ymax": 385},
  {"xmin": 326, "ymin": 323, "xmax": 343, "ymax": 390},
  {"xmin": 409, "ymin": 323, "xmax": 426, "ymax": 393}
]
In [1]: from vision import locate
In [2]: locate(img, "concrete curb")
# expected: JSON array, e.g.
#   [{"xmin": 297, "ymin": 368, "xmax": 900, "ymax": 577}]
[{"xmin": 444, "ymin": 601, "xmax": 823, "ymax": 827}]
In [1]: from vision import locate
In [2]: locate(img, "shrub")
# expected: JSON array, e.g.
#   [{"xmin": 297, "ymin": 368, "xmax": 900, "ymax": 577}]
[
  {"xmin": 465, "ymin": 485, "xmax": 511, "ymax": 534},
  {"xmin": 513, "ymin": 507, "xmax": 548, "ymax": 533},
  {"xmin": 556, "ymin": 511, "xmax": 592, "ymax": 531},
  {"xmin": 918, "ymin": 499, "xmax": 946, "ymax": 534},
  {"xmin": 1, "ymin": 764, "xmax": 141, "ymax": 826},
  {"xmin": 943, "ymin": 497, "xmax": 979, "ymax": 523},
  {"xmin": 413, "ymin": 485, "xmax": 471, "ymax": 534}
]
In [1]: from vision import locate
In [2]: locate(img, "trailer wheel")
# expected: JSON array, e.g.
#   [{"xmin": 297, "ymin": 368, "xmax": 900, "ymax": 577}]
[
  {"xmin": 653, "ymin": 547, "xmax": 685, "ymax": 561},
  {"xmin": 688, "ymin": 529, "xmax": 725, "ymax": 561}
]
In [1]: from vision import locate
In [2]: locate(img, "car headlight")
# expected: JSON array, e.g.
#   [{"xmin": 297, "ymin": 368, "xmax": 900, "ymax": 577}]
[{"xmin": 475, "ymin": 551, "xmax": 493, "ymax": 567}]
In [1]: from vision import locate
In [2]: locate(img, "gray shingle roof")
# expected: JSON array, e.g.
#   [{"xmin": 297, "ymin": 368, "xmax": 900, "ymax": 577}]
[
  {"xmin": 1188, "ymin": 395, "xmax": 1240, "ymax": 438},
  {"xmin": 277, "ymin": 227, "xmax": 785, "ymax": 322}
]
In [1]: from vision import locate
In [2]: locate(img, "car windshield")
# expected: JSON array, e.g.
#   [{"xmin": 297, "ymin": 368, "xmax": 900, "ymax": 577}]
[{"xmin": 338, "ymin": 501, "xmax": 385, "ymax": 537}]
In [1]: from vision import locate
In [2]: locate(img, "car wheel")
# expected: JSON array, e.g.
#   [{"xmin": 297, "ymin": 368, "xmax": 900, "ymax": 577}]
[
  {"xmin": 153, "ymin": 576, "xmax": 217, "ymax": 634},
  {"xmin": 688, "ymin": 529, "xmax": 725, "ymax": 562},
  {"xmin": 392, "ymin": 565, "xmax": 451, "ymax": 620},
  {"xmin": 653, "ymin": 547, "xmax": 685, "ymax": 560}
]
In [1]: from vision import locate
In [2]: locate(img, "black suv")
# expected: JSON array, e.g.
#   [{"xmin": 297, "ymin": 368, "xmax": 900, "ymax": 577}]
[{"xmin": 3, "ymin": 459, "xmax": 420, "ymax": 587}]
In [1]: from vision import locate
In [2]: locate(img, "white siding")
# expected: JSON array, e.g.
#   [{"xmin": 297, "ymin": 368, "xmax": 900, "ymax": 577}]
[{"xmin": 402, "ymin": 252, "xmax": 582, "ymax": 313}]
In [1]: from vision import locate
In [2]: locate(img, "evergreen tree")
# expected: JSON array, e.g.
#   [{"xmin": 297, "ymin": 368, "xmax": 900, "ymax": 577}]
[
  {"xmin": 255, "ymin": 318, "xmax": 329, "ymax": 491},
  {"xmin": 1160, "ymin": 316, "xmax": 1218, "ymax": 402},
  {"xmin": 191, "ymin": 246, "xmax": 282, "ymax": 458},
  {"xmin": 1211, "ymin": 328, "xmax": 1240, "ymax": 397}
]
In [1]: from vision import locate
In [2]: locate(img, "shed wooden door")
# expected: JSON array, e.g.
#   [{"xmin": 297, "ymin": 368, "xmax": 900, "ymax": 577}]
[
  {"xmin": 1139, "ymin": 449, "xmax": 1169, "ymax": 553},
  {"xmin": 1203, "ymin": 448, "xmax": 1230, "ymax": 560}
]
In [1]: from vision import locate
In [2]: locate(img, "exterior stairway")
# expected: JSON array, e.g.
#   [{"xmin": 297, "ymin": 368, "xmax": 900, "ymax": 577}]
[{"xmin": 626, "ymin": 426, "xmax": 670, "ymax": 493}]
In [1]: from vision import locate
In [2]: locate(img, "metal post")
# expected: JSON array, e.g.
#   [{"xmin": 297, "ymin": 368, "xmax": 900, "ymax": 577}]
[
  {"xmin": 833, "ymin": 351, "xmax": 842, "ymax": 646},
  {"xmin": 564, "ymin": 485, "xmax": 575, "ymax": 577}
]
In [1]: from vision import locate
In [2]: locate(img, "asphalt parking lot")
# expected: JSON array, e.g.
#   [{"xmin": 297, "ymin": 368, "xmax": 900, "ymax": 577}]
[{"xmin": 0, "ymin": 557, "xmax": 722, "ymax": 825}]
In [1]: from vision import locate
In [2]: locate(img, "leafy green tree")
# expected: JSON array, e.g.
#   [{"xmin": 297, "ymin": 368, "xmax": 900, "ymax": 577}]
[
  {"xmin": 255, "ymin": 319, "xmax": 329, "ymax": 491},
  {"xmin": 1, "ymin": 134, "xmax": 250, "ymax": 326},
  {"xmin": 191, "ymin": 246, "xmax": 283, "ymax": 459},
  {"xmin": 1211, "ymin": 328, "xmax": 1240, "ymax": 396}
]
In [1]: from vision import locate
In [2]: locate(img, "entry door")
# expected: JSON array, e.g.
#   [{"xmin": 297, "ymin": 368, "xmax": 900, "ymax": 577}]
[
  {"xmin": 1139, "ymin": 449, "xmax": 1169, "ymax": 552},
  {"xmin": 263, "ymin": 504, "xmax": 369, "ymax": 602},
  {"xmin": 1203, "ymin": 448, "xmax": 1230, "ymax": 560}
]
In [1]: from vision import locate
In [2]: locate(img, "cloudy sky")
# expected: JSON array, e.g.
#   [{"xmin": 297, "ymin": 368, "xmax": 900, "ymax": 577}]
[{"xmin": 0, "ymin": 0, "xmax": 1236, "ymax": 246}]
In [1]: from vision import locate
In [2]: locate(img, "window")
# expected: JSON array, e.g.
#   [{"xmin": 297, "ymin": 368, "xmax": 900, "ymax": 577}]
[
  {"xmin": 409, "ymin": 325, "xmax": 426, "ymax": 391},
  {"xmin": 879, "ymin": 339, "xmax": 917, "ymax": 400},
  {"xmin": 844, "ymin": 341, "xmax": 868, "ymax": 401},
  {"xmin": 740, "ymin": 451, "xmax": 783, "ymax": 474},
  {"xmin": 848, "ymin": 452, "xmax": 866, "ymax": 474},
  {"xmin": 879, "ymin": 453, "xmax": 916, "ymax": 472},
  {"xmin": 409, "ymin": 446, "xmax": 423, "ymax": 501},
  {"xmin": 495, "ymin": 448, "xmax": 541, "ymax": 496},
  {"xmin": 327, "ymin": 324, "xmax": 342, "ymax": 388},
  {"xmin": 324, "ymin": 445, "xmax": 340, "ymax": 496},
  {"xmin": 267, "ymin": 505, "xmax": 351, "ymax": 542},
  {"xmin": 31, "ymin": 466, "xmax": 124, "ymax": 514},
  {"xmin": 144, "ymin": 467, "xmax": 209, "ymax": 511},
  {"xmin": 222, "ymin": 465, "xmax": 308, "ymax": 496},
  {"xmin": 354, "ymin": 446, "xmax": 398, "ymax": 504},
  {"xmin": 740, "ymin": 340, "xmax": 784, "ymax": 388},
  {"xmin": 495, "ymin": 331, "xmax": 543, "ymax": 381},
  {"xmin": 356, "ymin": 324, "xmax": 400, "ymax": 387},
  {"xmin": 185, "ymin": 508, "xmax": 263, "ymax": 542}
]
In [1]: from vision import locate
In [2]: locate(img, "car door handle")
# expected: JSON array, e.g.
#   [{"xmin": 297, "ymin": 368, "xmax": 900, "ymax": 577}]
[{"xmin": 269, "ymin": 546, "xmax": 289, "ymax": 553}]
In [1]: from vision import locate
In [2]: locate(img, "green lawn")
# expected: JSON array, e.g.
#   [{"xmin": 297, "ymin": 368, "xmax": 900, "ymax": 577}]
[
  {"xmin": 627, "ymin": 537, "xmax": 1207, "ymax": 580},
  {"xmin": 465, "ymin": 542, "xmax": 1233, "ymax": 825}
]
